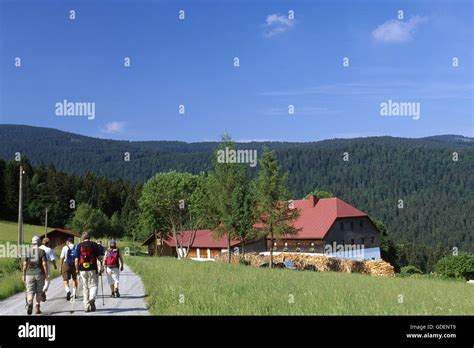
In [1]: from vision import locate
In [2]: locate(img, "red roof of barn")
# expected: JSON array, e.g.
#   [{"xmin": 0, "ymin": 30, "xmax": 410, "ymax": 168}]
[
  {"xmin": 278, "ymin": 196, "xmax": 367, "ymax": 240},
  {"xmin": 163, "ymin": 230, "xmax": 241, "ymax": 249}
]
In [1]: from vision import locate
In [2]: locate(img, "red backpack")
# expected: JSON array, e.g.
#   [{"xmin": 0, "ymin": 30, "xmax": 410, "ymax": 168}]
[
  {"xmin": 79, "ymin": 241, "xmax": 97, "ymax": 270},
  {"xmin": 105, "ymin": 249, "xmax": 120, "ymax": 268}
]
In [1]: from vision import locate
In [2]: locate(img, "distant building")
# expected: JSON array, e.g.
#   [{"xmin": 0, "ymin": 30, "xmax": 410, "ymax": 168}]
[
  {"xmin": 142, "ymin": 195, "xmax": 381, "ymax": 260},
  {"xmin": 39, "ymin": 228, "xmax": 81, "ymax": 249},
  {"xmin": 267, "ymin": 195, "xmax": 381, "ymax": 260},
  {"xmin": 142, "ymin": 229, "xmax": 265, "ymax": 260}
]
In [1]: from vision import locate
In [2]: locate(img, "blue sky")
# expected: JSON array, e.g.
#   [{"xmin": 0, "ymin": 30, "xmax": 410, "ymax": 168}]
[{"xmin": 1, "ymin": 0, "xmax": 472, "ymax": 142}]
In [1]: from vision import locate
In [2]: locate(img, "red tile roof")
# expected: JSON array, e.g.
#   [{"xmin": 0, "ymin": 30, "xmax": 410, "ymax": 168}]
[
  {"xmin": 281, "ymin": 196, "xmax": 367, "ymax": 240},
  {"xmin": 163, "ymin": 229, "xmax": 241, "ymax": 249},
  {"xmin": 144, "ymin": 196, "xmax": 370, "ymax": 248}
]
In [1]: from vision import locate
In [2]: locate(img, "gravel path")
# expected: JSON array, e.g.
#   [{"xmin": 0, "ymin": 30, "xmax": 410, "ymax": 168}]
[{"xmin": 0, "ymin": 265, "xmax": 149, "ymax": 316}]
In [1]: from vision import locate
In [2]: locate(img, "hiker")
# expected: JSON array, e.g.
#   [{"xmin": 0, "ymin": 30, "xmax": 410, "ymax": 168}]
[
  {"xmin": 103, "ymin": 240, "xmax": 124, "ymax": 298},
  {"xmin": 59, "ymin": 237, "xmax": 78, "ymax": 301},
  {"xmin": 74, "ymin": 231, "xmax": 101, "ymax": 312},
  {"xmin": 97, "ymin": 240, "xmax": 105, "ymax": 257},
  {"xmin": 39, "ymin": 237, "xmax": 57, "ymax": 301},
  {"xmin": 22, "ymin": 236, "xmax": 48, "ymax": 315}
]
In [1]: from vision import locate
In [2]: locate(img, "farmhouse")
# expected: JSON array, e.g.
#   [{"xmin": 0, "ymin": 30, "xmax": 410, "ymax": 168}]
[
  {"xmin": 38, "ymin": 228, "xmax": 80, "ymax": 249},
  {"xmin": 269, "ymin": 195, "xmax": 381, "ymax": 259},
  {"xmin": 142, "ymin": 229, "xmax": 265, "ymax": 260},
  {"xmin": 142, "ymin": 195, "xmax": 381, "ymax": 260}
]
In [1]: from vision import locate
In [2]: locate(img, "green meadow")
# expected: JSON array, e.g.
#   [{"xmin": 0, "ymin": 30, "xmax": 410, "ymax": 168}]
[{"xmin": 127, "ymin": 255, "xmax": 474, "ymax": 315}]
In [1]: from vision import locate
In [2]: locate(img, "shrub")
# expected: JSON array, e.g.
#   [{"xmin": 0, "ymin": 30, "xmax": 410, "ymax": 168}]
[
  {"xmin": 400, "ymin": 265, "xmax": 423, "ymax": 276},
  {"xmin": 435, "ymin": 253, "xmax": 474, "ymax": 279}
]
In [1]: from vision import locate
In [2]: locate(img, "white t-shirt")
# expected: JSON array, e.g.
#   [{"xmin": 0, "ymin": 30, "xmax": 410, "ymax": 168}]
[{"xmin": 39, "ymin": 245, "xmax": 56, "ymax": 274}]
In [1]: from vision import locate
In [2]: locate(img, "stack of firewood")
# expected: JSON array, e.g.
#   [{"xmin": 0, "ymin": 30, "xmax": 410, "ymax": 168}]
[{"xmin": 213, "ymin": 252, "xmax": 394, "ymax": 277}]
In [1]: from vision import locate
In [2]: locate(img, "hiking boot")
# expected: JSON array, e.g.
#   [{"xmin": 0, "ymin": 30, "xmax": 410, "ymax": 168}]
[
  {"xmin": 27, "ymin": 303, "xmax": 33, "ymax": 315},
  {"xmin": 66, "ymin": 291, "xmax": 71, "ymax": 301},
  {"xmin": 90, "ymin": 300, "xmax": 96, "ymax": 312},
  {"xmin": 35, "ymin": 305, "xmax": 41, "ymax": 315},
  {"xmin": 42, "ymin": 292, "xmax": 46, "ymax": 302},
  {"xmin": 115, "ymin": 289, "xmax": 120, "ymax": 298}
]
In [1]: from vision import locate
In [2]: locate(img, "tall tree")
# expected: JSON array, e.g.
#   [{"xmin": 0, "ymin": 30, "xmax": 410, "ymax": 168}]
[
  {"xmin": 68, "ymin": 203, "xmax": 109, "ymax": 237},
  {"xmin": 254, "ymin": 148, "xmax": 299, "ymax": 268},
  {"xmin": 207, "ymin": 134, "xmax": 250, "ymax": 263},
  {"xmin": 138, "ymin": 171, "xmax": 208, "ymax": 258},
  {"xmin": 230, "ymin": 182, "xmax": 256, "ymax": 256}
]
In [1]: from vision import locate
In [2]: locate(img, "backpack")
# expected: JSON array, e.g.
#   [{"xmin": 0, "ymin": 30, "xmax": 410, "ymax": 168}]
[
  {"xmin": 78, "ymin": 241, "xmax": 97, "ymax": 270},
  {"xmin": 65, "ymin": 245, "xmax": 76, "ymax": 266},
  {"xmin": 104, "ymin": 249, "xmax": 119, "ymax": 268}
]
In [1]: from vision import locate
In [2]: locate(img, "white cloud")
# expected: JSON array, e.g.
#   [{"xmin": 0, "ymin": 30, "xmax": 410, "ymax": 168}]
[
  {"xmin": 263, "ymin": 13, "xmax": 294, "ymax": 38},
  {"xmin": 100, "ymin": 121, "xmax": 125, "ymax": 134},
  {"xmin": 372, "ymin": 16, "xmax": 427, "ymax": 43}
]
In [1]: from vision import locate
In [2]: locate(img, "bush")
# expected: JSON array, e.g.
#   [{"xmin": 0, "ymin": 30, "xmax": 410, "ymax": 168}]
[
  {"xmin": 435, "ymin": 253, "xmax": 474, "ymax": 279},
  {"xmin": 400, "ymin": 265, "xmax": 423, "ymax": 276}
]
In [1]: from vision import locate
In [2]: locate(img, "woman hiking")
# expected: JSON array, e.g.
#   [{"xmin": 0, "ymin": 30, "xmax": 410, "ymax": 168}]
[{"xmin": 103, "ymin": 240, "xmax": 124, "ymax": 298}]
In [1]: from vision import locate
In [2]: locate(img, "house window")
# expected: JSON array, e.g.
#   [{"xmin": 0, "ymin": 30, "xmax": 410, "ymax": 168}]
[
  {"xmin": 340, "ymin": 222, "xmax": 344, "ymax": 230},
  {"xmin": 370, "ymin": 237, "xmax": 375, "ymax": 244},
  {"xmin": 296, "ymin": 242, "xmax": 301, "ymax": 252},
  {"xmin": 350, "ymin": 222, "xmax": 354, "ymax": 229},
  {"xmin": 360, "ymin": 220, "xmax": 363, "ymax": 227}
]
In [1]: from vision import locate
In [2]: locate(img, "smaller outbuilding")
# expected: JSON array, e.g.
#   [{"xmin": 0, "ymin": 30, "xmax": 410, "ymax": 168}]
[{"xmin": 38, "ymin": 228, "xmax": 80, "ymax": 249}]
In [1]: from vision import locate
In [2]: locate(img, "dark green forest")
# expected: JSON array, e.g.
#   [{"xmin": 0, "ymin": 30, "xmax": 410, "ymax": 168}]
[{"xmin": 0, "ymin": 125, "xmax": 473, "ymax": 272}]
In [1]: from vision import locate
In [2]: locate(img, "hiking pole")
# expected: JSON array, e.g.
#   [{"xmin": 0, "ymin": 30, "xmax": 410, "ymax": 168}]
[{"xmin": 100, "ymin": 271, "xmax": 105, "ymax": 306}]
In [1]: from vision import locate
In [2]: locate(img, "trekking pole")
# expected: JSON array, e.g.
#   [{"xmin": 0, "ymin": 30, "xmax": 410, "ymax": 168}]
[{"xmin": 100, "ymin": 271, "xmax": 105, "ymax": 306}]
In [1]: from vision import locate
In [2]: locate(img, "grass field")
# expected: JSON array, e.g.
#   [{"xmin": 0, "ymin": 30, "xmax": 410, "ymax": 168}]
[
  {"xmin": 0, "ymin": 220, "xmax": 62, "ymax": 300},
  {"xmin": 0, "ymin": 220, "xmax": 46, "ymax": 243},
  {"xmin": 127, "ymin": 256, "xmax": 474, "ymax": 315}
]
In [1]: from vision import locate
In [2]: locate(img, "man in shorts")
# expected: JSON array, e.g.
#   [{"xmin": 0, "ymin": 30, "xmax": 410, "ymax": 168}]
[
  {"xmin": 59, "ymin": 237, "xmax": 78, "ymax": 301},
  {"xmin": 22, "ymin": 236, "xmax": 48, "ymax": 315}
]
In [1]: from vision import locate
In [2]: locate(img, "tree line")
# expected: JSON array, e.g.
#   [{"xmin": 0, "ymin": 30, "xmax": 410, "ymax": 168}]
[{"xmin": 1, "ymin": 127, "xmax": 473, "ymax": 272}]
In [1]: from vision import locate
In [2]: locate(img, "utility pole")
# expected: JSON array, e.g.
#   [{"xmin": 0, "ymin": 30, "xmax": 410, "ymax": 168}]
[
  {"xmin": 17, "ymin": 166, "xmax": 24, "ymax": 248},
  {"xmin": 44, "ymin": 207, "xmax": 48, "ymax": 237}
]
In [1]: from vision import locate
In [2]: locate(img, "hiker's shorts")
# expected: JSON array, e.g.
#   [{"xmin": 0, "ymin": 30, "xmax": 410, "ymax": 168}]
[
  {"xmin": 62, "ymin": 264, "xmax": 77, "ymax": 281},
  {"xmin": 25, "ymin": 274, "xmax": 45, "ymax": 297},
  {"xmin": 105, "ymin": 267, "xmax": 120, "ymax": 285}
]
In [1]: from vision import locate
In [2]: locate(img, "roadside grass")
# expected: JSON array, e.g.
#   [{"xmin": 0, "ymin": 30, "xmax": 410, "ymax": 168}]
[
  {"xmin": 127, "ymin": 256, "xmax": 474, "ymax": 315},
  {"xmin": 0, "ymin": 220, "xmax": 46, "ymax": 244},
  {"xmin": 0, "ymin": 243, "xmax": 61, "ymax": 301}
]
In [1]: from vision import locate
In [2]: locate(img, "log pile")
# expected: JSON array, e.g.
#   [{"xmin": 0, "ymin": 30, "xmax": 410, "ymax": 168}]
[{"xmin": 214, "ymin": 252, "xmax": 394, "ymax": 277}]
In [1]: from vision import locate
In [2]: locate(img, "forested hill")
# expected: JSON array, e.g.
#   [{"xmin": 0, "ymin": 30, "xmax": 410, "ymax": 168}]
[{"xmin": 1, "ymin": 124, "xmax": 473, "ymax": 253}]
